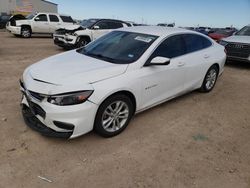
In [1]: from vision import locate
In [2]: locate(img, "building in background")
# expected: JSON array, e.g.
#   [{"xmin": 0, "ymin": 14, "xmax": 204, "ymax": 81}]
[{"xmin": 0, "ymin": 0, "xmax": 57, "ymax": 16}]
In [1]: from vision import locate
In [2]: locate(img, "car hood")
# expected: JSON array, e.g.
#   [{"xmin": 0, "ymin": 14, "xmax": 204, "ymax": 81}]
[
  {"xmin": 26, "ymin": 50, "xmax": 128, "ymax": 87},
  {"xmin": 59, "ymin": 24, "xmax": 84, "ymax": 31},
  {"xmin": 223, "ymin": 35, "xmax": 250, "ymax": 44},
  {"xmin": 16, "ymin": 19, "xmax": 30, "ymax": 25}
]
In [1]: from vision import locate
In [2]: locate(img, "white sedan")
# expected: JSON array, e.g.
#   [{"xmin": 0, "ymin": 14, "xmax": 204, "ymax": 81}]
[{"xmin": 20, "ymin": 26, "xmax": 226, "ymax": 139}]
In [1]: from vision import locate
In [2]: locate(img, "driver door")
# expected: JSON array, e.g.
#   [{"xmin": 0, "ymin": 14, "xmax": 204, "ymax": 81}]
[
  {"xmin": 92, "ymin": 20, "xmax": 113, "ymax": 40},
  {"xmin": 33, "ymin": 14, "xmax": 49, "ymax": 33},
  {"xmin": 139, "ymin": 35, "xmax": 188, "ymax": 109}
]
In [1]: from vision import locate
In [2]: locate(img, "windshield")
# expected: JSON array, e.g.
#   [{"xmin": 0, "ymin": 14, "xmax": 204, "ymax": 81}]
[
  {"xmin": 26, "ymin": 13, "xmax": 36, "ymax": 20},
  {"xmin": 236, "ymin": 26, "xmax": 250, "ymax": 36},
  {"xmin": 80, "ymin": 19, "xmax": 99, "ymax": 28},
  {"xmin": 78, "ymin": 31, "xmax": 158, "ymax": 64}
]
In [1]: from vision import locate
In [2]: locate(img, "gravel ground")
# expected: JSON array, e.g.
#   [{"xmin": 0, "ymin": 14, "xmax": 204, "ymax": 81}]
[{"xmin": 0, "ymin": 30, "xmax": 250, "ymax": 188}]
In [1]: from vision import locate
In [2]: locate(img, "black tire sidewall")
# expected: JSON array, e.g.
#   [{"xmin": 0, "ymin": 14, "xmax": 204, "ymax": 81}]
[
  {"xmin": 21, "ymin": 27, "xmax": 31, "ymax": 38},
  {"xmin": 77, "ymin": 37, "xmax": 89, "ymax": 48},
  {"xmin": 201, "ymin": 65, "xmax": 219, "ymax": 92},
  {"xmin": 94, "ymin": 94, "xmax": 134, "ymax": 138}
]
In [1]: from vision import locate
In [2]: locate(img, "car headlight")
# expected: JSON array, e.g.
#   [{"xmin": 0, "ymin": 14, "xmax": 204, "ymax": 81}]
[
  {"xmin": 47, "ymin": 91, "xmax": 93, "ymax": 106},
  {"xmin": 219, "ymin": 40, "xmax": 228, "ymax": 46}
]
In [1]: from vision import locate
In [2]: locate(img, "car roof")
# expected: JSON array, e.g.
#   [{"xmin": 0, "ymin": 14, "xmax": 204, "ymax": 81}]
[
  {"xmin": 117, "ymin": 26, "xmax": 197, "ymax": 37},
  {"xmin": 36, "ymin": 12, "xmax": 71, "ymax": 17},
  {"xmin": 92, "ymin": 18, "xmax": 127, "ymax": 23}
]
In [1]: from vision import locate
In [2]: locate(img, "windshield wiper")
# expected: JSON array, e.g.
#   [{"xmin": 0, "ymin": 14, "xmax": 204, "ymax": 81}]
[{"xmin": 86, "ymin": 52, "xmax": 117, "ymax": 63}]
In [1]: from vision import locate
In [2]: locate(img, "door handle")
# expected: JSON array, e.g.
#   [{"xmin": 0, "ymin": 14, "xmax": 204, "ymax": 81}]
[
  {"xmin": 177, "ymin": 62, "xmax": 185, "ymax": 67},
  {"xmin": 204, "ymin": 54, "xmax": 210, "ymax": 59}
]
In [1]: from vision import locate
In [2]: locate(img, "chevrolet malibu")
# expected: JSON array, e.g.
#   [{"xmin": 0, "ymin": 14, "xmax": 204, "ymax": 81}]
[{"xmin": 20, "ymin": 26, "xmax": 226, "ymax": 139}]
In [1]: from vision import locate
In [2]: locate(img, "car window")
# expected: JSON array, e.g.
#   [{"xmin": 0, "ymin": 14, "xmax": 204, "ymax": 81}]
[
  {"xmin": 106, "ymin": 21, "xmax": 124, "ymax": 29},
  {"xmin": 60, "ymin": 16, "xmax": 74, "ymax": 23},
  {"xmin": 35, "ymin": 14, "xmax": 48, "ymax": 22},
  {"xmin": 236, "ymin": 26, "xmax": 250, "ymax": 36},
  {"xmin": 95, "ymin": 21, "xmax": 109, "ymax": 29},
  {"xmin": 183, "ymin": 34, "xmax": 212, "ymax": 53},
  {"xmin": 49, "ymin": 15, "xmax": 59, "ymax": 22},
  {"xmin": 151, "ymin": 35, "xmax": 186, "ymax": 59}
]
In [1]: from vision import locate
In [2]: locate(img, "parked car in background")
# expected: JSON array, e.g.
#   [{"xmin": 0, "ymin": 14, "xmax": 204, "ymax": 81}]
[
  {"xmin": 209, "ymin": 28, "xmax": 236, "ymax": 41},
  {"xmin": 184, "ymin": 27, "xmax": 195, "ymax": 31},
  {"xmin": 157, "ymin": 23, "xmax": 175, "ymax": 27},
  {"xmin": 53, "ymin": 18, "xmax": 130, "ymax": 49},
  {"xmin": 20, "ymin": 26, "xmax": 226, "ymax": 139},
  {"xmin": 6, "ymin": 12, "xmax": 74, "ymax": 38},
  {"xmin": 219, "ymin": 25, "xmax": 250, "ymax": 63},
  {"xmin": 195, "ymin": 27, "xmax": 211, "ymax": 35},
  {"xmin": 0, "ymin": 15, "xmax": 11, "ymax": 29}
]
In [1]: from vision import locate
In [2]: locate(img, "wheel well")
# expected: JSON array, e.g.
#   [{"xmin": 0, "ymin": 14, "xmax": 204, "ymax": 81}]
[
  {"xmin": 213, "ymin": 63, "xmax": 220, "ymax": 72},
  {"xmin": 105, "ymin": 91, "xmax": 137, "ymax": 114},
  {"xmin": 79, "ymin": 35, "xmax": 91, "ymax": 42},
  {"xmin": 21, "ymin": 25, "xmax": 32, "ymax": 32}
]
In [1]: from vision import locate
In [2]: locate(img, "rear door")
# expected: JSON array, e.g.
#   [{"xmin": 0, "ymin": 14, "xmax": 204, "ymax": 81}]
[
  {"xmin": 33, "ymin": 14, "xmax": 50, "ymax": 33},
  {"xmin": 48, "ymin": 14, "xmax": 61, "ymax": 33},
  {"xmin": 182, "ymin": 34, "xmax": 213, "ymax": 90}
]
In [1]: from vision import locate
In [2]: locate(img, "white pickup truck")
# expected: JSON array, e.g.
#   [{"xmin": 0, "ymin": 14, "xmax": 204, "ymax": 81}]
[
  {"xmin": 219, "ymin": 25, "xmax": 250, "ymax": 63},
  {"xmin": 53, "ymin": 19, "xmax": 130, "ymax": 49},
  {"xmin": 6, "ymin": 12, "xmax": 75, "ymax": 38}
]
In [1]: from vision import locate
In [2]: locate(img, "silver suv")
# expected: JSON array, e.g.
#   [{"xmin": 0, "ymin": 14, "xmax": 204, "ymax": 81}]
[{"xmin": 219, "ymin": 25, "xmax": 250, "ymax": 63}]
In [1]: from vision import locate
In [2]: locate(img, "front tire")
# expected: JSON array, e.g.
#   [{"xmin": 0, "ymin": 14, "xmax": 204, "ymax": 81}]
[
  {"xmin": 21, "ymin": 27, "xmax": 31, "ymax": 38},
  {"xmin": 76, "ymin": 37, "xmax": 90, "ymax": 48},
  {"xmin": 200, "ymin": 65, "xmax": 219, "ymax": 92},
  {"xmin": 94, "ymin": 94, "xmax": 134, "ymax": 138}
]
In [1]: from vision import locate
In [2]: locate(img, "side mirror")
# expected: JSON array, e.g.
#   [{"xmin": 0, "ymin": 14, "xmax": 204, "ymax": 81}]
[
  {"xmin": 93, "ymin": 25, "xmax": 100, "ymax": 30},
  {"xmin": 149, "ymin": 56, "xmax": 170, "ymax": 66},
  {"xmin": 34, "ymin": 17, "xmax": 40, "ymax": 21}
]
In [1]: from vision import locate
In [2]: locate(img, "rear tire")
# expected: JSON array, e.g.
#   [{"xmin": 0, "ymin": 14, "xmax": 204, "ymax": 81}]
[
  {"xmin": 94, "ymin": 94, "xmax": 134, "ymax": 138},
  {"xmin": 200, "ymin": 65, "xmax": 219, "ymax": 92},
  {"xmin": 21, "ymin": 27, "xmax": 31, "ymax": 38}
]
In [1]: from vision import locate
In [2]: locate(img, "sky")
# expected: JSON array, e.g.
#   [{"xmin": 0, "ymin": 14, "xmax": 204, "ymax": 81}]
[{"xmin": 50, "ymin": 0, "xmax": 250, "ymax": 28}]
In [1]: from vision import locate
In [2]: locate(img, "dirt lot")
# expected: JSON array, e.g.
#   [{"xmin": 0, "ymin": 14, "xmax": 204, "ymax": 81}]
[{"xmin": 0, "ymin": 30, "xmax": 250, "ymax": 188}]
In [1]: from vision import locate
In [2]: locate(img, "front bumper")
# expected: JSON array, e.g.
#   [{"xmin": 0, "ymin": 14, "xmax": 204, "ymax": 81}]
[
  {"xmin": 225, "ymin": 43, "xmax": 250, "ymax": 63},
  {"xmin": 6, "ymin": 25, "xmax": 21, "ymax": 35},
  {"xmin": 22, "ymin": 104, "xmax": 73, "ymax": 138},
  {"xmin": 53, "ymin": 34, "xmax": 78, "ymax": 49},
  {"xmin": 227, "ymin": 56, "xmax": 250, "ymax": 63},
  {"xmin": 20, "ymin": 87, "xmax": 98, "ymax": 139}
]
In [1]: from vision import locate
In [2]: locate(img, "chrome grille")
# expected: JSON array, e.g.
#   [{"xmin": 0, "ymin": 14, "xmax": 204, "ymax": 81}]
[{"xmin": 226, "ymin": 43, "xmax": 250, "ymax": 59}]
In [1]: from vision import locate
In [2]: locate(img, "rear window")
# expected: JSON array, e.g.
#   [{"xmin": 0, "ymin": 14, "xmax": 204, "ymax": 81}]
[
  {"xmin": 49, "ymin": 15, "xmax": 59, "ymax": 22},
  {"xmin": 183, "ymin": 34, "xmax": 212, "ymax": 53},
  {"xmin": 60, "ymin": 16, "xmax": 74, "ymax": 23},
  {"xmin": 236, "ymin": 26, "xmax": 250, "ymax": 36}
]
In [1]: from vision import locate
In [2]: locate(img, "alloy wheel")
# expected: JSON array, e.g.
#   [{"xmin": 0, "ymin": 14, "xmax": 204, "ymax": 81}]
[
  {"xmin": 205, "ymin": 69, "xmax": 217, "ymax": 90},
  {"xmin": 101, "ymin": 101, "xmax": 129, "ymax": 133}
]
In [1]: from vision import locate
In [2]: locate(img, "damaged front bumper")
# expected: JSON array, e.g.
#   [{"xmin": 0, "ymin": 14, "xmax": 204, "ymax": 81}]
[
  {"xmin": 7, "ymin": 25, "xmax": 21, "ymax": 35},
  {"xmin": 53, "ymin": 34, "xmax": 78, "ymax": 49},
  {"xmin": 20, "ymin": 80, "xmax": 99, "ymax": 139}
]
